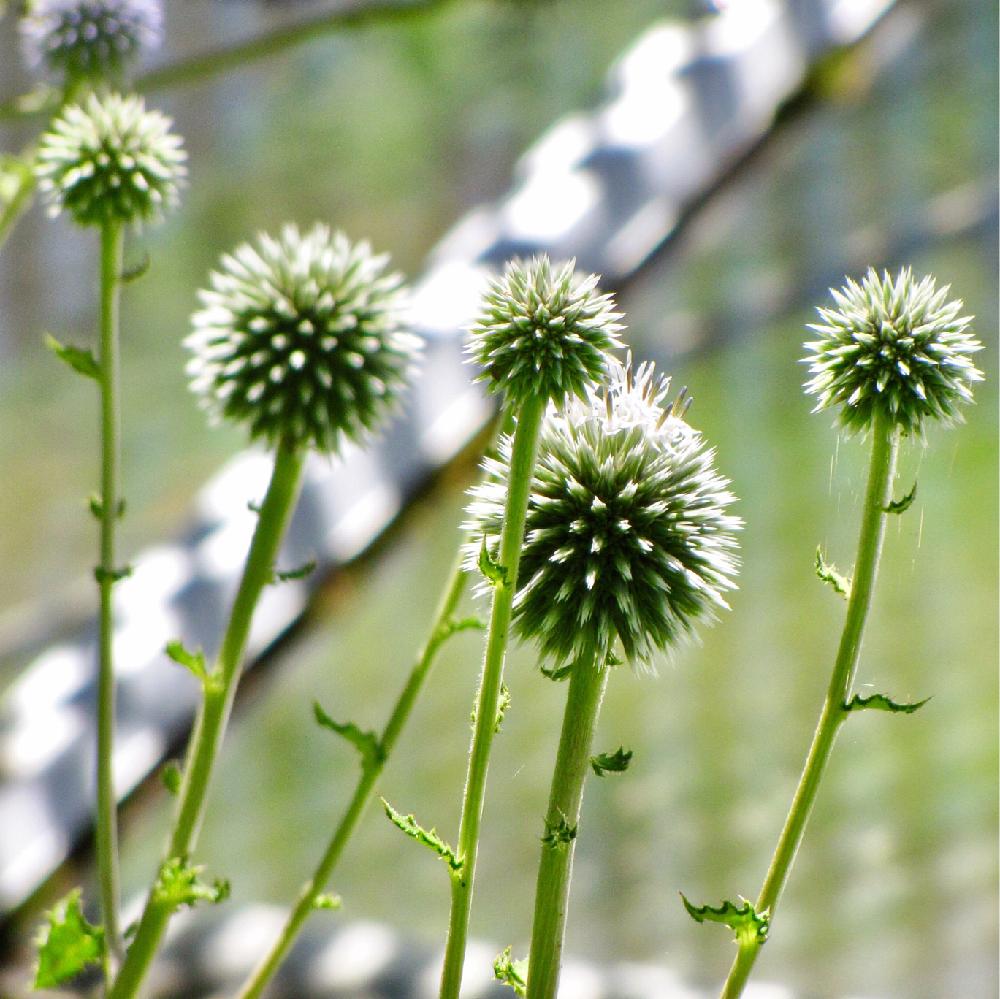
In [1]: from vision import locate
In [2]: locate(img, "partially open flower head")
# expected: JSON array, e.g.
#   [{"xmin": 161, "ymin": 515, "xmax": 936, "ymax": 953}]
[
  {"xmin": 186, "ymin": 224, "xmax": 419, "ymax": 453},
  {"xmin": 465, "ymin": 357, "xmax": 741, "ymax": 670},
  {"xmin": 468, "ymin": 256, "xmax": 623, "ymax": 407},
  {"xmin": 35, "ymin": 92, "xmax": 185, "ymax": 228},
  {"xmin": 20, "ymin": 0, "xmax": 162, "ymax": 83},
  {"xmin": 804, "ymin": 267, "xmax": 982, "ymax": 436}
]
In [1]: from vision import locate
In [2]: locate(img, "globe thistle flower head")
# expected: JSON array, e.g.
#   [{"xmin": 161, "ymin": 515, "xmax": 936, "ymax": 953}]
[
  {"xmin": 35, "ymin": 92, "xmax": 185, "ymax": 228},
  {"xmin": 467, "ymin": 256, "xmax": 623, "ymax": 407},
  {"xmin": 20, "ymin": 0, "xmax": 162, "ymax": 83},
  {"xmin": 803, "ymin": 267, "xmax": 982, "ymax": 437},
  {"xmin": 465, "ymin": 357, "xmax": 741, "ymax": 670},
  {"xmin": 186, "ymin": 224, "xmax": 419, "ymax": 453}
]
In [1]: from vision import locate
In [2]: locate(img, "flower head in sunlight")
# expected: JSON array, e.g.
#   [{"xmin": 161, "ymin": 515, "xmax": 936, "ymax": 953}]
[
  {"xmin": 187, "ymin": 224, "xmax": 420, "ymax": 453},
  {"xmin": 20, "ymin": 0, "xmax": 162, "ymax": 82},
  {"xmin": 467, "ymin": 256, "xmax": 623, "ymax": 407},
  {"xmin": 35, "ymin": 91, "xmax": 185, "ymax": 228},
  {"xmin": 465, "ymin": 356, "xmax": 741, "ymax": 670},
  {"xmin": 803, "ymin": 267, "xmax": 982, "ymax": 436}
]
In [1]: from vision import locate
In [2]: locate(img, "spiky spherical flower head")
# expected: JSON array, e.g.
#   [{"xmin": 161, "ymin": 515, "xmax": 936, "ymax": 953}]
[
  {"xmin": 20, "ymin": 0, "xmax": 162, "ymax": 83},
  {"xmin": 186, "ymin": 224, "xmax": 420, "ymax": 453},
  {"xmin": 467, "ymin": 256, "xmax": 624, "ymax": 407},
  {"xmin": 35, "ymin": 92, "xmax": 185, "ymax": 228},
  {"xmin": 804, "ymin": 267, "xmax": 983, "ymax": 436},
  {"xmin": 465, "ymin": 357, "xmax": 741, "ymax": 669}
]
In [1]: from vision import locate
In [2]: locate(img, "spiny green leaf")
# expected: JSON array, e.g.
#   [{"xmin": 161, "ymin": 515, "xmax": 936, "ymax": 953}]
[
  {"xmin": 815, "ymin": 547, "xmax": 851, "ymax": 598},
  {"xmin": 381, "ymin": 798, "xmax": 462, "ymax": 875},
  {"xmin": 591, "ymin": 746, "xmax": 632, "ymax": 776},
  {"xmin": 121, "ymin": 252, "xmax": 151, "ymax": 284},
  {"xmin": 438, "ymin": 615, "xmax": 486, "ymax": 642},
  {"xmin": 493, "ymin": 946, "xmax": 528, "ymax": 996},
  {"xmin": 161, "ymin": 761, "xmax": 182, "ymax": 796},
  {"xmin": 495, "ymin": 682, "xmax": 511, "ymax": 733},
  {"xmin": 478, "ymin": 537, "xmax": 509, "ymax": 588},
  {"xmin": 313, "ymin": 893, "xmax": 342, "ymax": 911},
  {"xmin": 153, "ymin": 858, "xmax": 230, "ymax": 911},
  {"xmin": 541, "ymin": 810, "xmax": 576, "ymax": 850},
  {"xmin": 680, "ymin": 893, "xmax": 769, "ymax": 945},
  {"xmin": 45, "ymin": 334, "xmax": 101, "ymax": 381},
  {"xmin": 33, "ymin": 889, "xmax": 105, "ymax": 989},
  {"xmin": 88, "ymin": 495, "xmax": 126, "ymax": 520},
  {"xmin": 247, "ymin": 498, "xmax": 263, "ymax": 514},
  {"xmin": 885, "ymin": 481, "xmax": 917, "ymax": 514},
  {"xmin": 844, "ymin": 692, "xmax": 930, "ymax": 714},
  {"xmin": 93, "ymin": 564, "xmax": 132, "ymax": 585},
  {"xmin": 313, "ymin": 701, "xmax": 384, "ymax": 771},
  {"xmin": 540, "ymin": 662, "xmax": 573, "ymax": 681},
  {"xmin": 273, "ymin": 558, "xmax": 317, "ymax": 583},
  {"xmin": 165, "ymin": 641, "xmax": 208, "ymax": 683},
  {"xmin": 605, "ymin": 650, "xmax": 624, "ymax": 668}
]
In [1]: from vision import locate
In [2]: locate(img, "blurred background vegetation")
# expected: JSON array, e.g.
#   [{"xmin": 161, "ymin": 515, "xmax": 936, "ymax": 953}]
[{"xmin": 0, "ymin": 0, "xmax": 996, "ymax": 996}]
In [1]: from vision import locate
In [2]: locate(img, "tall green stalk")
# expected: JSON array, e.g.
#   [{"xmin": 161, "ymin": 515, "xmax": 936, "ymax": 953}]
[
  {"xmin": 720, "ymin": 412, "xmax": 899, "ymax": 998},
  {"xmin": 525, "ymin": 653, "xmax": 608, "ymax": 999},
  {"xmin": 96, "ymin": 219, "xmax": 125, "ymax": 972},
  {"xmin": 439, "ymin": 395, "xmax": 546, "ymax": 999},
  {"xmin": 236, "ymin": 551, "xmax": 470, "ymax": 999},
  {"xmin": 108, "ymin": 440, "xmax": 306, "ymax": 999}
]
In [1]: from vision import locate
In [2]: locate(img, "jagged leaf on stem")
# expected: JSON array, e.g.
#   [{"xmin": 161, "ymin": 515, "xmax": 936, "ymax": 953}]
[
  {"xmin": 885, "ymin": 482, "xmax": 917, "ymax": 514},
  {"xmin": 844, "ymin": 692, "xmax": 930, "ymax": 714},
  {"xmin": 33, "ymin": 889, "xmax": 105, "ymax": 989},
  {"xmin": 165, "ymin": 640, "xmax": 208, "ymax": 684},
  {"xmin": 815, "ymin": 546, "xmax": 851, "ymax": 598},
  {"xmin": 591, "ymin": 746, "xmax": 632, "ymax": 776},
  {"xmin": 153, "ymin": 858, "xmax": 230, "ymax": 912},
  {"xmin": 46, "ymin": 333, "xmax": 100, "ymax": 380},
  {"xmin": 680, "ymin": 893, "xmax": 769, "ymax": 945},
  {"xmin": 381, "ymin": 799, "xmax": 462, "ymax": 876},
  {"xmin": 313, "ymin": 701, "xmax": 384, "ymax": 772},
  {"xmin": 494, "ymin": 946, "xmax": 528, "ymax": 996}
]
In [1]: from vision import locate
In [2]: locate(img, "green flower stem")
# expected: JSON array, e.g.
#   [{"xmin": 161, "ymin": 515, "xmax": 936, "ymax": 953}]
[
  {"xmin": 96, "ymin": 219, "xmax": 125, "ymax": 972},
  {"xmin": 525, "ymin": 652, "xmax": 608, "ymax": 999},
  {"xmin": 108, "ymin": 440, "xmax": 306, "ymax": 999},
  {"xmin": 235, "ymin": 550, "xmax": 470, "ymax": 999},
  {"xmin": 439, "ymin": 395, "xmax": 547, "ymax": 999},
  {"xmin": 720, "ymin": 412, "xmax": 899, "ymax": 999}
]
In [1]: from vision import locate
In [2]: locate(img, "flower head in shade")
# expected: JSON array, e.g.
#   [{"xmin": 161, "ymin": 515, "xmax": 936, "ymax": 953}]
[
  {"xmin": 465, "ymin": 357, "xmax": 741, "ymax": 669},
  {"xmin": 35, "ymin": 92, "xmax": 185, "ymax": 228},
  {"xmin": 468, "ymin": 256, "xmax": 623, "ymax": 407},
  {"xmin": 186, "ymin": 224, "xmax": 419, "ymax": 453},
  {"xmin": 20, "ymin": 0, "xmax": 162, "ymax": 82},
  {"xmin": 803, "ymin": 267, "xmax": 982, "ymax": 436}
]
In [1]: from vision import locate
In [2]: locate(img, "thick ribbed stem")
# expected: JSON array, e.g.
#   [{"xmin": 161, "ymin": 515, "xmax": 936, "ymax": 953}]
[
  {"xmin": 525, "ymin": 653, "xmax": 608, "ymax": 999},
  {"xmin": 720, "ymin": 413, "xmax": 899, "ymax": 999},
  {"xmin": 96, "ymin": 219, "xmax": 125, "ymax": 974},
  {"xmin": 439, "ymin": 396, "xmax": 546, "ymax": 999},
  {"xmin": 108, "ymin": 441, "xmax": 306, "ymax": 999}
]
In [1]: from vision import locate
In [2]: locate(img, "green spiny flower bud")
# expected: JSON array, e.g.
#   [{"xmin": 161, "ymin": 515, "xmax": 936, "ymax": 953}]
[
  {"xmin": 465, "ymin": 357, "xmax": 741, "ymax": 669},
  {"xmin": 803, "ymin": 267, "xmax": 983, "ymax": 436},
  {"xmin": 186, "ymin": 224, "xmax": 419, "ymax": 453},
  {"xmin": 468, "ymin": 256, "xmax": 623, "ymax": 407},
  {"xmin": 20, "ymin": 0, "xmax": 162, "ymax": 83},
  {"xmin": 35, "ymin": 91, "xmax": 185, "ymax": 228}
]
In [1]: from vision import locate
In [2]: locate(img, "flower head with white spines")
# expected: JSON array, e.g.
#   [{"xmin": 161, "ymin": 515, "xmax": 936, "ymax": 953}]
[
  {"xmin": 803, "ymin": 268, "xmax": 982, "ymax": 436},
  {"xmin": 465, "ymin": 356, "xmax": 740, "ymax": 670},
  {"xmin": 20, "ymin": 0, "xmax": 162, "ymax": 82},
  {"xmin": 186, "ymin": 224, "xmax": 419, "ymax": 453}
]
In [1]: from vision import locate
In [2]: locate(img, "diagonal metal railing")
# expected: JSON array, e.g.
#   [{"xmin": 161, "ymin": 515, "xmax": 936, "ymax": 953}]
[{"xmin": 0, "ymin": 0, "xmax": 894, "ymax": 934}]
